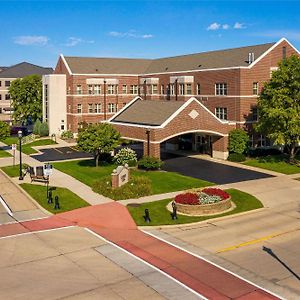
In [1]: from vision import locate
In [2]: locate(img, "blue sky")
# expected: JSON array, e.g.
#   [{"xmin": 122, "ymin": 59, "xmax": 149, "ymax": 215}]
[{"xmin": 1, "ymin": 0, "xmax": 300, "ymax": 68}]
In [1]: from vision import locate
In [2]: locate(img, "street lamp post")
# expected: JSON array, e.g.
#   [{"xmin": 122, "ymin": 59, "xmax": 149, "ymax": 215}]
[{"xmin": 18, "ymin": 130, "xmax": 23, "ymax": 180}]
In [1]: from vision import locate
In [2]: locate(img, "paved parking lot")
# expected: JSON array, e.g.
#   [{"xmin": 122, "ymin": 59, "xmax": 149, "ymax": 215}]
[
  {"xmin": 163, "ymin": 156, "xmax": 273, "ymax": 184},
  {"xmin": 33, "ymin": 146, "xmax": 92, "ymax": 162}
]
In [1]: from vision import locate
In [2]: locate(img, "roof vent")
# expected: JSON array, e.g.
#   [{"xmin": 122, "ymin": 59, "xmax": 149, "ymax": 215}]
[
  {"xmin": 248, "ymin": 52, "xmax": 255, "ymax": 64},
  {"xmin": 165, "ymin": 67, "xmax": 168, "ymax": 71},
  {"xmin": 198, "ymin": 64, "xmax": 202, "ymax": 68}
]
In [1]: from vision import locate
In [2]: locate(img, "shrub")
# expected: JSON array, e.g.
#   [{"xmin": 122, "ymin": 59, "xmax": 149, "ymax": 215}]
[
  {"xmin": 114, "ymin": 147, "xmax": 137, "ymax": 167},
  {"xmin": 92, "ymin": 175, "xmax": 152, "ymax": 200},
  {"xmin": 175, "ymin": 193, "xmax": 199, "ymax": 205},
  {"xmin": 228, "ymin": 129, "xmax": 249, "ymax": 154},
  {"xmin": 201, "ymin": 188, "xmax": 230, "ymax": 200},
  {"xmin": 138, "ymin": 156, "xmax": 163, "ymax": 170},
  {"xmin": 33, "ymin": 119, "xmax": 42, "ymax": 135},
  {"xmin": 39, "ymin": 122, "xmax": 49, "ymax": 136},
  {"xmin": 60, "ymin": 130, "xmax": 74, "ymax": 140},
  {"xmin": 248, "ymin": 147, "xmax": 282, "ymax": 157},
  {"xmin": 0, "ymin": 121, "xmax": 10, "ymax": 140},
  {"xmin": 227, "ymin": 153, "xmax": 246, "ymax": 162}
]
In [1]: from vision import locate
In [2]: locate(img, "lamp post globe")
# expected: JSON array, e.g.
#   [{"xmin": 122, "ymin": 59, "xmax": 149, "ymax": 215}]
[{"xmin": 18, "ymin": 130, "xmax": 23, "ymax": 180}]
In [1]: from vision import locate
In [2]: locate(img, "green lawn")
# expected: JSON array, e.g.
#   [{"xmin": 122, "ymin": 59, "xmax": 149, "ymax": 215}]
[
  {"xmin": 243, "ymin": 155, "xmax": 300, "ymax": 175},
  {"xmin": 0, "ymin": 149, "xmax": 12, "ymax": 158},
  {"xmin": 20, "ymin": 183, "xmax": 90, "ymax": 214},
  {"xmin": 53, "ymin": 159, "xmax": 214, "ymax": 197},
  {"xmin": 1, "ymin": 164, "xmax": 28, "ymax": 177},
  {"xmin": 1, "ymin": 137, "xmax": 57, "ymax": 155},
  {"xmin": 127, "ymin": 189, "xmax": 263, "ymax": 226}
]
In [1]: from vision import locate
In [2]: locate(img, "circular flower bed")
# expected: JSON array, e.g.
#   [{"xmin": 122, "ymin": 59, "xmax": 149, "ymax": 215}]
[{"xmin": 174, "ymin": 188, "xmax": 232, "ymax": 215}]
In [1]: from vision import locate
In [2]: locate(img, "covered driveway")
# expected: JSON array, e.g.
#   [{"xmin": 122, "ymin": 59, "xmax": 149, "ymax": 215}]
[{"xmin": 163, "ymin": 156, "xmax": 274, "ymax": 184}]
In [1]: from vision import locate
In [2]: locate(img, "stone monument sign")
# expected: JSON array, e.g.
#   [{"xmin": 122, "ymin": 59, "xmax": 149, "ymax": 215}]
[{"xmin": 111, "ymin": 164, "xmax": 130, "ymax": 189}]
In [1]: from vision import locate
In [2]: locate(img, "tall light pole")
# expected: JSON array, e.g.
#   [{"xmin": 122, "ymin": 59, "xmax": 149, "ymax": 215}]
[
  {"xmin": 104, "ymin": 79, "xmax": 107, "ymax": 120},
  {"xmin": 18, "ymin": 130, "xmax": 23, "ymax": 180}
]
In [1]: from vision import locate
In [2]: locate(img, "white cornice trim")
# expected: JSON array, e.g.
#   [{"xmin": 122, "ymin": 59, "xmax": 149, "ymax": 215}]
[
  {"xmin": 72, "ymin": 73, "xmax": 139, "ymax": 77},
  {"xmin": 60, "ymin": 54, "xmax": 73, "ymax": 75}
]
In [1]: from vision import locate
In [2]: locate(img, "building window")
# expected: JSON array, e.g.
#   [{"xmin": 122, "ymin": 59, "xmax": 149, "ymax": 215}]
[
  {"xmin": 161, "ymin": 84, "xmax": 164, "ymax": 95},
  {"xmin": 215, "ymin": 107, "xmax": 227, "ymax": 120},
  {"xmin": 5, "ymin": 94, "xmax": 10, "ymax": 100},
  {"xmin": 5, "ymin": 81, "xmax": 10, "ymax": 87},
  {"xmin": 88, "ymin": 85, "xmax": 93, "ymax": 95},
  {"xmin": 252, "ymin": 107, "xmax": 258, "ymax": 121},
  {"xmin": 76, "ymin": 85, "xmax": 82, "ymax": 95},
  {"xmin": 283, "ymin": 46, "xmax": 287, "ymax": 59},
  {"xmin": 0, "ymin": 95, "xmax": 2, "ymax": 100},
  {"xmin": 94, "ymin": 85, "xmax": 101, "ymax": 95},
  {"xmin": 0, "ymin": 81, "xmax": 1, "ymax": 87},
  {"xmin": 88, "ymin": 103, "xmax": 93, "ymax": 113},
  {"xmin": 122, "ymin": 85, "xmax": 127, "ymax": 94},
  {"xmin": 130, "ymin": 85, "xmax": 138, "ymax": 94},
  {"xmin": 94, "ymin": 103, "xmax": 102, "ymax": 113},
  {"xmin": 44, "ymin": 85, "xmax": 48, "ymax": 121},
  {"xmin": 108, "ymin": 103, "xmax": 117, "ymax": 113},
  {"xmin": 253, "ymin": 82, "xmax": 259, "ymax": 95},
  {"xmin": 215, "ymin": 83, "xmax": 227, "ymax": 96},
  {"xmin": 123, "ymin": 102, "xmax": 127, "ymax": 107},
  {"xmin": 186, "ymin": 83, "xmax": 192, "ymax": 95},
  {"xmin": 197, "ymin": 84, "xmax": 201, "ymax": 95},
  {"xmin": 108, "ymin": 84, "xmax": 117, "ymax": 95},
  {"xmin": 152, "ymin": 84, "xmax": 158, "ymax": 94},
  {"xmin": 77, "ymin": 104, "xmax": 82, "ymax": 113},
  {"xmin": 179, "ymin": 83, "xmax": 185, "ymax": 95},
  {"xmin": 61, "ymin": 125, "xmax": 65, "ymax": 130},
  {"xmin": 170, "ymin": 84, "xmax": 174, "ymax": 95}
]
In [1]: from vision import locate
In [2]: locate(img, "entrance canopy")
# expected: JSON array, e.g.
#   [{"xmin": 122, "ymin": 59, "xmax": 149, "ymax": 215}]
[{"xmin": 108, "ymin": 97, "xmax": 235, "ymax": 159}]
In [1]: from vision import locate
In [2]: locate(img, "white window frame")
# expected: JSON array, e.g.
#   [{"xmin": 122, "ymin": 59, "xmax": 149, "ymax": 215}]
[
  {"xmin": 77, "ymin": 104, "xmax": 82, "ymax": 114},
  {"xmin": 88, "ymin": 103, "xmax": 93, "ymax": 113},
  {"xmin": 253, "ymin": 82, "xmax": 259, "ymax": 95},
  {"xmin": 186, "ymin": 83, "xmax": 192, "ymax": 95},
  {"xmin": 76, "ymin": 85, "xmax": 82, "ymax": 95},
  {"xmin": 152, "ymin": 84, "xmax": 158, "ymax": 95},
  {"xmin": 215, "ymin": 83, "xmax": 227, "ymax": 96},
  {"xmin": 108, "ymin": 84, "xmax": 117, "ymax": 95},
  {"xmin": 196, "ymin": 83, "xmax": 201, "ymax": 95},
  {"xmin": 108, "ymin": 103, "xmax": 117, "ymax": 113},
  {"xmin": 179, "ymin": 83, "xmax": 185, "ymax": 95},
  {"xmin": 122, "ymin": 85, "xmax": 127, "ymax": 94},
  {"xmin": 160, "ymin": 84, "xmax": 164, "ymax": 95},
  {"xmin": 94, "ymin": 103, "xmax": 102, "ymax": 113},
  {"xmin": 94, "ymin": 85, "xmax": 101, "ymax": 95},
  {"xmin": 215, "ymin": 107, "xmax": 227, "ymax": 120},
  {"xmin": 88, "ymin": 85, "xmax": 93, "ymax": 95}
]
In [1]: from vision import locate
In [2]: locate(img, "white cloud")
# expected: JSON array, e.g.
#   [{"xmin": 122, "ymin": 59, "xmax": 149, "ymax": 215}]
[
  {"xmin": 222, "ymin": 24, "xmax": 230, "ymax": 30},
  {"xmin": 234, "ymin": 22, "xmax": 246, "ymax": 29},
  {"xmin": 65, "ymin": 37, "xmax": 95, "ymax": 47},
  {"xmin": 13, "ymin": 35, "xmax": 49, "ymax": 46},
  {"xmin": 108, "ymin": 30, "xmax": 154, "ymax": 39},
  {"xmin": 207, "ymin": 23, "xmax": 221, "ymax": 31}
]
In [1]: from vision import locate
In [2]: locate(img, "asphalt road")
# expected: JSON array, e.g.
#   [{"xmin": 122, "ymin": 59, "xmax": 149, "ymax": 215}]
[{"xmin": 163, "ymin": 156, "xmax": 273, "ymax": 184}]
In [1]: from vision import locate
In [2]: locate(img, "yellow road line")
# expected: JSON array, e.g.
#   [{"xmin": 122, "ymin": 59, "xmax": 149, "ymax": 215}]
[
  {"xmin": 53, "ymin": 148, "xmax": 63, "ymax": 154},
  {"xmin": 216, "ymin": 228, "xmax": 300, "ymax": 254}
]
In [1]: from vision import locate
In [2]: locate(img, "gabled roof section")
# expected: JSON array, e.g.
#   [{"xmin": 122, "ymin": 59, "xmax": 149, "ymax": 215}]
[
  {"xmin": 144, "ymin": 42, "xmax": 275, "ymax": 74},
  {"xmin": 111, "ymin": 99, "xmax": 185, "ymax": 126},
  {"xmin": 64, "ymin": 56, "xmax": 152, "ymax": 75},
  {"xmin": 0, "ymin": 62, "xmax": 53, "ymax": 78}
]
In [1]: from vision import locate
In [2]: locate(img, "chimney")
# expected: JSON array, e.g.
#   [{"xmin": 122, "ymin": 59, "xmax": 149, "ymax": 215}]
[{"xmin": 248, "ymin": 52, "xmax": 255, "ymax": 64}]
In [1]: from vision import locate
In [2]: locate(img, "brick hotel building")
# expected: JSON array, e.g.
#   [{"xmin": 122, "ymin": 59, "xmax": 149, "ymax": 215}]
[{"xmin": 43, "ymin": 38, "xmax": 299, "ymax": 159}]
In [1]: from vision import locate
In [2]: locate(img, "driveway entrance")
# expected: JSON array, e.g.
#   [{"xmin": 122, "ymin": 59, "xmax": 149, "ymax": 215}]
[{"xmin": 163, "ymin": 156, "xmax": 274, "ymax": 184}]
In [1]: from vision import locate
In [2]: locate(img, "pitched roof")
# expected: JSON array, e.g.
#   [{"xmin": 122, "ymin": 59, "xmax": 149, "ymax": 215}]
[
  {"xmin": 111, "ymin": 99, "xmax": 185, "ymax": 126},
  {"xmin": 63, "ymin": 42, "xmax": 276, "ymax": 75},
  {"xmin": 144, "ymin": 42, "xmax": 275, "ymax": 74},
  {"xmin": 0, "ymin": 62, "xmax": 53, "ymax": 78},
  {"xmin": 64, "ymin": 57, "xmax": 152, "ymax": 74}
]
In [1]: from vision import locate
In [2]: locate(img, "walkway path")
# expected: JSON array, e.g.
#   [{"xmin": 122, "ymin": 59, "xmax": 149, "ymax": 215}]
[{"xmin": 0, "ymin": 202, "xmax": 279, "ymax": 300}]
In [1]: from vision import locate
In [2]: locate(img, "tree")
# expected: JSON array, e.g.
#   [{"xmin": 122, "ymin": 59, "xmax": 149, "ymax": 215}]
[
  {"xmin": 0, "ymin": 121, "xmax": 10, "ymax": 140},
  {"xmin": 9, "ymin": 74, "xmax": 42, "ymax": 124},
  {"xmin": 77, "ymin": 123, "xmax": 121, "ymax": 166},
  {"xmin": 33, "ymin": 119, "xmax": 42, "ymax": 135},
  {"xmin": 228, "ymin": 129, "xmax": 249, "ymax": 154},
  {"xmin": 256, "ymin": 54, "xmax": 300, "ymax": 160}
]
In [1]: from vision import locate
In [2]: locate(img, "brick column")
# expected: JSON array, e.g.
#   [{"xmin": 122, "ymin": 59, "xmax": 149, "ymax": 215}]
[
  {"xmin": 143, "ymin": 142, "xmax": 160, "ymax": 159},
  {"xmin": 212, "ymin": 136, "xmax": 229, "ymax": 160}
]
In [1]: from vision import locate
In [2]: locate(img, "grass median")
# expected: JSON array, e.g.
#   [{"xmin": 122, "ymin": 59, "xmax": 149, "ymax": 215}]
[
  {"xmin": 127, "ymin": 189, "xmax": 263, "ymax": 226},
  {"xmin": 20, "ymin": 183, "xmax": 90, "ymax": 214}
]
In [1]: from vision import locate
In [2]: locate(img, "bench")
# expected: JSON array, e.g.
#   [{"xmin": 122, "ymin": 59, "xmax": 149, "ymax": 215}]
[{"xmin": 27, "ymin": 166, "xmax": 49, "ymax": 184}]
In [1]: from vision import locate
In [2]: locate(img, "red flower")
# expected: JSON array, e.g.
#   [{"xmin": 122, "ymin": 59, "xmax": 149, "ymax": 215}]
[
  {"xmin": 175, "ymin": 193, "xmax": 199, "ymax": 205},
  {"xmin": 202, "ymin": 188, "xmax": 229, "ymax": 200}
]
